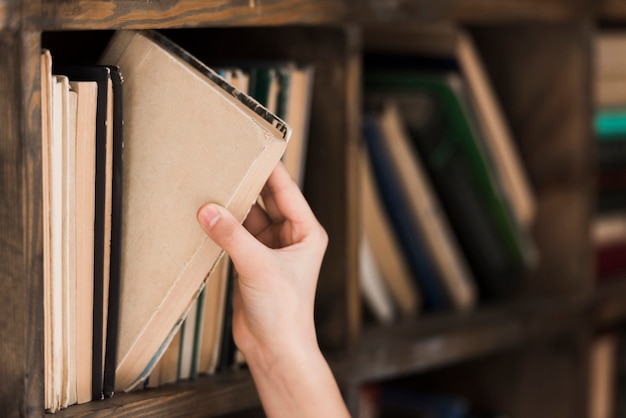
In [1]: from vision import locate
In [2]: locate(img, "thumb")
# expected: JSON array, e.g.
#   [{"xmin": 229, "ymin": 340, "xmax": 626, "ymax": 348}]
[{"xmin": 197, "ymin": 203, "xmax": 268, "ymax": 270}]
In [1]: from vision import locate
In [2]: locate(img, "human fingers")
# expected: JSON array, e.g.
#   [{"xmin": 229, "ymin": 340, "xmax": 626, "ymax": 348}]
[
  {"xmin": 260, "ymin": 162, "xmax": 315, "ymax": 226},
  {"xmin": 197, "ymin": 203, "xmax": 270, "ymax": 273},
  {"xmin": 242, "ymin": 202, "xmax": 271, "ymax": 238}
]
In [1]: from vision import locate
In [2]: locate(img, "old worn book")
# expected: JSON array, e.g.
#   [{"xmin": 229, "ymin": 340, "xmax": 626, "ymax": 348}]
[
  {"xmin": 41, "ymin": 49, "xmax": 55, "ymax": 412},
  {"xmin": 198, "ymin": 255, "xmax": 230, "ymax": 375},
  {"xmin": 98, "ymin": 30, "xmax": 290, "ymax": 392},
  {"xmin": 69, "ymin": 80, "xmax": 98, "ymax": 405}
]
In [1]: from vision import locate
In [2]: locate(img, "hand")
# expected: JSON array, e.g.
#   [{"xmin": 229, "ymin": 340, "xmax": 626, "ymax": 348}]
[
  {"xmin": 197, "ymin": 161, "xmax": 327, "ymax": 357},
  {"xmin": 197, "ymin": 162, "xmax": 349, "ymax": 418}
]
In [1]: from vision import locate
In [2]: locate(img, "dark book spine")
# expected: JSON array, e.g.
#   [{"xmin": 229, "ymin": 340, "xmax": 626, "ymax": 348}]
[
  {"xmin": 103, "ymin": 66, "xmax": 123, "ymax": 398},
  {"xmin": 363, "ymin": 112, "xmax": 449, "ymax": 312}
]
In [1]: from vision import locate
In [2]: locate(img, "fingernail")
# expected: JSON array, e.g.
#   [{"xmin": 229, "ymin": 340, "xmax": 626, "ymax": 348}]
[{"xmin": 198, "ymin": 204, "xmax": 221, "ymax": 230}]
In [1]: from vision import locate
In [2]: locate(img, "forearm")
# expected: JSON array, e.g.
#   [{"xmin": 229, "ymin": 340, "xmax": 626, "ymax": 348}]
[{"xmin": 244, "ymin": 341, "xmax": 350, "ymax": 418}]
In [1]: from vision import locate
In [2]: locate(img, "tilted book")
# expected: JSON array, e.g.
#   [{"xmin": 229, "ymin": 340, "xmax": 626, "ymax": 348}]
[{"xmin": 98, "ymin": 30, "xmax": 291, "ymax": 392}]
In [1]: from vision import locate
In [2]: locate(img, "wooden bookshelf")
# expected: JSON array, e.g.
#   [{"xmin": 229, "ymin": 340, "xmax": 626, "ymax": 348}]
[{"xmin": 0, "ymin": 0, "xmax": 619, "ymax": 417}]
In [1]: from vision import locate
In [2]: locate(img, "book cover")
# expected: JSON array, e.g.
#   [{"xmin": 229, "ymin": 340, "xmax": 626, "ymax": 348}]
[
  {"xmin": 102, "ymin": 65, "xmax": 123, "ymax": 398},
  {"xmin": 69, "ymin": 79, "xmax": 98, "ymax": 405},
  {"xmin": 198, "ymin": 255, "xmax": 230, "ymax": 374},
  {"xmin": 98, "ymin": 30, "xmax": 290, "ymax": 391},
  {"xmin": 359, "ymin": 232, "xmax": 397, "ymax": 324}
]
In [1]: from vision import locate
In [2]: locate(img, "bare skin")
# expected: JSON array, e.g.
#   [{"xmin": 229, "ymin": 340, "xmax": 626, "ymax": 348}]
[{"xmin": 197, "ymin": 162, "xmax": 350, "ymax": 418}]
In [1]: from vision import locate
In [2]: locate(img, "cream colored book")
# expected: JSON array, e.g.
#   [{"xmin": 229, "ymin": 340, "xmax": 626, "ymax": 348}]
[
  {"xmin": 50, "ymin": 75, "xmax": 65, "ymax": 412},
  {"xmin": 359, "ymin": 233, "xmax": 396, "ymax": 324},
  {"xmin": 198, "ymin": 255, "xmax": 230, "ymax": 374},
  {"xmin": 282, "ymin": 65, "xmax": 314, "ymax": 187},
  {"xmin": 594, "ymin": 31, "xmax": 626, "ymax": 107},
  {"xmin": 41, "ymin": 49, "xmax": 55, "ymax": 413},
  {"xmin": 69, "ymin": 80, "xmax": 98, "ymax": 404},
  {"xmin": 62, "ymin": 84, "xmax": 78, "ymax": 408},
  {"xmin": 98, "ymin": 30, "xmax": 290, "ymax": 391}
]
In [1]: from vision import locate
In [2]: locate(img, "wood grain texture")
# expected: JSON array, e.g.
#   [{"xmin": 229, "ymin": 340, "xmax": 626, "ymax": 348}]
[
  {"xmin": 394, "ymin": 329, "xmax": 590, "ymax": 418},
  {"xmin": 331, "ymin": 297, "xmax": 586, "ymax": 385},
  {"xmin": 471, "ymin": 23, "xmax": 594, "ymax": 298},
  {"xmin": 31, "ymin": 0, "xmax": 347, "ymax": 30},
  {"xmin": 1, "ymin": 0, "xmax": 600, "ymax": 31},
  {"xmin": 55, "ymin": 370, "xmax": 259, "ymax": 417},
  {"xmin": 352, "ymin": 0, "xmax": 591, "ymax": 24},
  {"xmin": 0, "ymin": 30, "xmax": 44, "ymax": 416},
  {"xmin": 597, "ymin": 0, "xmax": 626, "ymax": 22}
]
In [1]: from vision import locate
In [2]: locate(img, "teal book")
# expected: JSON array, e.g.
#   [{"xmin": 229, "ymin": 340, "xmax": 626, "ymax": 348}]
[
  {"xmin": 595, "ymin": 108, "xmax": 626, "ymax": 140},
  {"xmin": 365, "ymin": 71, "xmax": 536, "ymax": 299}
]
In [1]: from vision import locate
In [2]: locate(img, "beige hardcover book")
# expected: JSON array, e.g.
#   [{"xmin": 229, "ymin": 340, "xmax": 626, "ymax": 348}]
[
  {"xmin": 69, "ymin": 80, "xmax": 98, "ymax": 404},
  {"xmin": 41, "ymin": 49, "xmax": 55, "ymax": 412},
  {"xmin": 49, "ymin": 75, "xmax": 65, "ymax": 412},
  {"xmin": 376, "ymin": 101, "xmax": 476, "ymax": 311},
  {"xmin": 455, "ymin": 30, "xmax": 535, "ymax": 229},
  {"xmin": 595, "ymin": 31, "xmax": 626, "ymax": 81},
  {"xmin": 358, "ymin": 144, "xmax": 420, "ymax": 318},
  {"xmin": 63, "ymin": 85, "xmax": 78, "ymax": 408},
  {"xmin": 359, "ymin": 232, "xmax": 396, "ymax": 324},
  {"xmin": 158, "ymin": 328, "xmax": 181, "ymax": 386},
  {"xmin": 199, "ymin": 255, "xmax": 230, "ymax": 374},
  {"xmin": 282, "ymin": 65, "xmax": 314, "ymax": 187},
  {"xmin": 98, "ymin": 30, "xmax": 290, "ymax": 391},
  {"xmin": 589, "ymin": 333, "xmax": 617, "ymax": 418},
  {"xmin": 594, "ymin": 31, "xmax": 626, "ymax": 107}
]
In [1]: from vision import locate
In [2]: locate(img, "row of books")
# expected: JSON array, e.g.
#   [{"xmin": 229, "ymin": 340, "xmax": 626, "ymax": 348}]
[
  {"xmin": 42, "ymin": 30, "xmax": 313, "ymax": 412},
  {"xmin": 358, "ymin": 26, "xmax": 538, "ymax": 323},
  {"xmin": 593, "ymin": 30, "xmax": 626, "ymax": 283}
]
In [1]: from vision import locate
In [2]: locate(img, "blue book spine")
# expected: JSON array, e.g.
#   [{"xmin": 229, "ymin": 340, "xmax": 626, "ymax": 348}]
[{"xmin": 363, "ymin": 112, "xmax": 449, "ymax": 312}]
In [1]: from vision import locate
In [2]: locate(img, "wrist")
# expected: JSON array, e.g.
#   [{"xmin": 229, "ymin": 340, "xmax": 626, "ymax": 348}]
[{"xmin": 241, "ymin": 328, "xmax": 322, "ymax": 377}]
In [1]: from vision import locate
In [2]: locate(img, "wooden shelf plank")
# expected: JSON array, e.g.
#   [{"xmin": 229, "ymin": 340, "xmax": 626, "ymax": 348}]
[
  {"xmin": 597, "ymin": 0, "xmax": 626, "ymax": 22},
  {"xmin": 55, "ymin": 369, "xmax": 259, "ymax": 417},
  {"xmin": 329, "ymin": 299, "xmax": 587, "ymax": 385},
  {"xmin": 29, "ymin": 0, "xmax": 347, "ymax": 30},
  {"xmin": 3, "ymin": 0, "xmax": 597, "ymax": 32},
  {"xmin": 56, "ymin": 299, "xmax": 590, "ymax": 416},
  {"xmin": 353, "ymin": 0, "xmax": 590, "ymax": 24}
]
